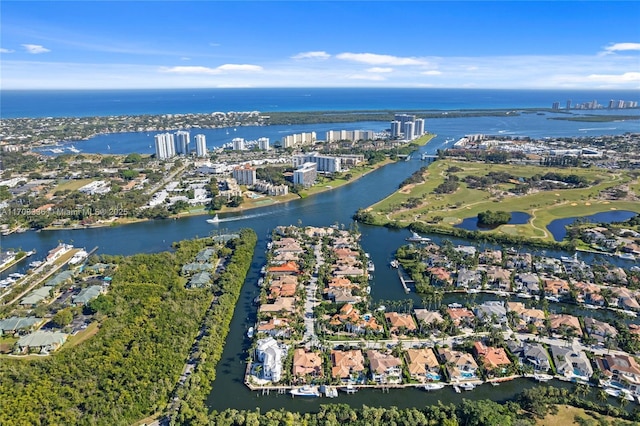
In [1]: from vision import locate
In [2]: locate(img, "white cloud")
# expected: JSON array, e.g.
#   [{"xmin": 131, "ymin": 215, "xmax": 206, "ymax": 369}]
[
  {"xmin": 160, "ymin": 64, "xmax": 263, "ymax": 74},
  {"xmin": 336, "ymin": 52, "xmax": 427, "ymax": 66},
  {"xmin": 0, "ymin": 48, "xmax": 14, "ymax": 53},
  {"xmin": 587, "ymin": 72, "xmax": 640, "ymax": 83},
  {"xmin": 603, "ymin": 42, "xmax": 640, "ymax": 53},
  {"xmin": 22, "ymin": 44, "xmax": 50, "ymax": 54},
  {"xmin": 421, "ymin": 70, "xmax": 442, "ymax": 76},
  {"xmin": 346, "ymin": 73, "xmax": 386, "ymax": 81},
  {"xmin": 291, "ymin": 51, "xmax": 331, "ymax": 60},
  {"xmin": 366, "ymin": 67, "xmax": 393, "ymax": 73}
]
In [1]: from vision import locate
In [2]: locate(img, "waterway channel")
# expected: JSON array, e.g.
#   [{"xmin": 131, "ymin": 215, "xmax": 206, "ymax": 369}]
[{"xmin": 2, "ymin": 118, "xmax": 639, "ymax": 413}]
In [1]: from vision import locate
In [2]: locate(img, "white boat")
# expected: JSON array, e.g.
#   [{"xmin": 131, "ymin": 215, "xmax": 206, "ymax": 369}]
[
  {"xmin": 290, "ymin": 385, "xmax": 320, "ymax": 397},
  {"xmin": 321, "ymin": 385, "xmax": 338, "ymax": 398},
  {"xmin": 9, "ymin": 273, "xmax": 25, "ymax": 279},
  {"xmin": 618, "ymin": 253, "xmax": 636, "ymax": 261},
  {"xmin": 544, "ymin": 296, "xmax": 560, "ymax": 302},
  {"xmin": 67, "ymin": 145, "xmax": 80, "ymax": 153},
  {"xmin": 453, "ymin": 385, "xmax": 461, "ymax": 393},
  {"xmin": 533, "ymin": 373, "xmax": 553, "ymax": 382},
  {"xmin": 423, "ymin": 383, "xmax": 445, "ymax": 391},
  {"xmin": 69, "ymin": 249, "xmax": 88, "ymax": 265},
  {"xmin": 247, "ymin": 327, "xmax": 254, "ymax": 339},
  {"xmin": 605, "ymin": 388, "xmax": 621, "ymax": 398},
  {"xmin": 448, "ymin": 303, "xmax": 462, "ymax": 308},
  {"xmin": 516, "ymin": 293, "xmax": 532, "ymax": 299},
  {"xmin": 367, "ymin": 261, "xmax": 375, "ymax": 272},
  {"xmin": 406, "ymin": 232, "xmax": 431, "ymax": 243},
  {"xmin": 339, "ymin": 384, "xmax": 358, "ymax": 394},
  {"xmin": 459, "ymin": 382, "xmax": 476, "ymax": 391},
  {"xmin": 390, "ymin": 260, "xmax": 399, "ymax": 268},
  {"xmin": 206, "ymin": 214, "xmax": 220, "ymax": 224},
  {"xmin": 29, "ymin": 260, "xmax": 43, "ymax": 268}
]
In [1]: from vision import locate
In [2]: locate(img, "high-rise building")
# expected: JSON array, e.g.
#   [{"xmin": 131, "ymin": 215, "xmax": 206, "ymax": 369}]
[
  {"xmin": 552, "ymin": 102, "xmax": 560, "ymax": 111},
  {"xmin": 566, "ymin": 100, "xmax": 571, "ymax": 110},
  {"xmin": 281, "ymin": 132, "xmax": 316, "ymax": 148},
  {"xmin": 154, "ymin": 132, "xmax": 175, "ymax": 159},
  {"xmin": 232, "ymin": 163, "xmax": 256, "ymax": 185},
  {"xmin": 257, "ymin": 137, "xmax": 270, "ymax": 150},
  {"xmin": 232, "ymin": 137, "xmax": 245, "ymax": 151},
  {"xmin": 390, "ymin": 121, "xmax": 402, "ymax": 138},
  {"xmin": 414, "ymin": 119, "xmax": 425, "ymax": 137},
  {"xmin": 403, "ymin": 121, "xmax": 415, "ymax": 140},
  {"xmin": 293, "ymin": 153, "xmax": 341, "ymax": 173},
  {"xmin": 174, "ymin": 130, "xmax": 190, "ymax": 155},
  {"xmin": 293, "ymin": 162, "xmax": 317, "ymax": 188},
  {"xmin": 195, "ymin": 134, "xmax": 207, "ymax": 157}
]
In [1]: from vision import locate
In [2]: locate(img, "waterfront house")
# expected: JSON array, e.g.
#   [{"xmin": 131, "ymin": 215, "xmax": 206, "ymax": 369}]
[
  {"xmin": 596, "ymin": 354, "xmax": 640, "ymax": 396},
  {"xmin": 611, "ymin": 287, "xmax": 640, "ymax": 311},
  {"xmin": 456, "ymin": 268, "xmax": 482, "ymax": 289},
  {"xmin": 413, "ymin": 309, "xmax": 444, "ymax": 331},
  {"xmin": 267, "ymin": 261, "xmax": 300, "ymax": 276},
  {"xmin": 256, "ymin": 317, "xmax": 291, "ymax": 338},
  {"xmin": 584, "ymin": 317, "xmax": 618, "ymax": 345},
  {"xmin": 573, "ymin": 281, "xmax": 604, "ymax": 305},
  {"xmin": 255, "ymin": 337, "xmax": 285, "ymax": 383},
  {"xmin": 479, "ymin": 249, "xmax": 502, "ymax": 266},
  {"xmin": 366, "ymin": 350, "xmax": 403, "ymax": 384},
  {"xmin": 548, "ymin": 314, "xmax": 583, "ymax": 337},
  {"xmin": 446, "ymin": 307, "xmax": 475, "ymax": 327},
  {"xmin": 268, "ymin": 275, "xmax": 298, "ymax": 299},
  {"xmin": 514, "ymin": 273, "xmax": 540, "ymax": 293},
  {"xmin": 404, "ymin": 348, "xmax": 440, "ymax": 382},
  {"xmin": 328, "ymin": 304, "xmax": 383, "ymax": 334},
  {"xmin": 473, "ymin": 341, "xmax": 511, "ymax": 374},
  {"xmin": 474, "ymin": 301, "xmax": 507, "ymax": 324},
  {"xmin": 292, "ymin": 348, "xmax": 323, "ymax": 378},
  {"xmin": 384, "ymin": 312, "xmax": 417, "ymax": 335},
  {"xmin": 437, "ymin": 348, "xmax": 479, "ymax": 382},
  {"xmin": 454, "ymin": 245, "xmax": 477, "ymax": 258},
  {"xmin": 543, "ymin": 278, "xmax": 571, "ymax": 298},
  {"xmin": 427, "ymin": 267, "xmax": 453, "ymax": 287},
  {"xmin": 485, "ymin": 266, "xmax": 511, "ymax": 291},
  {"xmin": 325, "ymin": 287, "xmax": 360, "ymax": 304},
  {"xmin": 330, "ymin": 349, "xmax": 366, "ymax": 380},
  {"xmin": 508, "ymin": 342, "xmax": 551, "ymax": 373},
  {"xmin": 506, "ymin": 302, "xmax": 545, "ymax": 330},
  {"xmin": 187, "ymin": 271, "xmax": 211, "ymax": 289},
  {"xmin": 549, "ymin": 345, "xmax": 592, "ymax": 380},
  {"xmin": 259, "ymin": 297, "xmax": 296, "ymax": 315}
]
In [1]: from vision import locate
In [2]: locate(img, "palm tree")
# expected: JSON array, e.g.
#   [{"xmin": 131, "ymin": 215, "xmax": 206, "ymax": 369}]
[{"xmin": 597, "ymin": 389, "xmax": 608, "ymax": 404}]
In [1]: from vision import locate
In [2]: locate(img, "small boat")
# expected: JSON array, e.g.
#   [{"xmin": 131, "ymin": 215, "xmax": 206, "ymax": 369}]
[
  {"xmin": 320, "ymin": 385, "xmax": 338, "ymax": 398},
  {"xmin": 453, "ymin": 385, "xmax": 461, "ymax": 393},
  {"xmin": 459, "ymin": 383, "xmax": 475, "ymax": 391},
  {"xmin": 448, "ymin": 303, "xmax": 462, "ymax": 308},
  {"xmin": 29, "ymin": 260, "xmax": 43, "ymax": 268},
  {"xmin": 8, "ymin": 273, "xmax": 25, "ymax": 279},
  {"xmin": 533, "ymin": 374, "xmax": 553, "ymax": 382},
  {"xmin": 491, "ymin": 382, "xmax": 500, "ymax": 387},
  {"xmin": 69, "ymin": 249, "xmax": 88, "ymax": 265},
  {"xmin": 206, "ymin": 214, "xmax": 220, "ymax": 224},
  {"xmin": 290, "ymin": 385, "xmax": 320, "ymax": 397},
  {"xmin": 516, "ymin": 293, "xmax": 532, "ymax": 299},
  {"xmin": 67, "ymin": 145, "xmax": 80, "ymax": 153},
  {"xmin": 423, "ymin": 383, "xmax": 445, "ymax": 391},
  {"xmin": 257, "ymin": 278, "xmax": 264, "ymax": 287},
  {"xmin": 366, "ymin": 286, "xmax": 371, "ymax": 294},
  {"xmin": 406, "ymin": 232, "xmax": 431, "ymax": 243},
  {"xmin": 339, "ymin": 384, "xmax": 358, "ymax": 394},
  {"xmin": 390, "ymin": 260, "xmax": 399, "ymax": 268},
  {"xmin": 247, "ymin": 327, "xmax": 254, "ymax": 339},
  {"xmin": 367, "ymin": 261, "xmax": 375, "ymax": 272},
  {"xmin": 618, "ymin": 253, "xmax": 636, "ymax": 260}
]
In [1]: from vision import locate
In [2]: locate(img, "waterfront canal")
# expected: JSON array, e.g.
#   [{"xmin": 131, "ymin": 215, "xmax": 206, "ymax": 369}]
[{"xmin": 2, "ymin": 118, "xmax": 639, "ymax": 413}]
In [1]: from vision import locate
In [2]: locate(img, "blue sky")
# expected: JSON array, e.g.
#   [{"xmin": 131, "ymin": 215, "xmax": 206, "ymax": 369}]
[{"xmin": 1, "ymin": 1, "xmax": 639, "ymax": 90}]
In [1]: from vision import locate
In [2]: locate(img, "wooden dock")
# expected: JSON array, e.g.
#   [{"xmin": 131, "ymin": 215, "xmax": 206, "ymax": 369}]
[{"xmin": 397, "ymin": 267, "xmax": 415, "ymax": 293}]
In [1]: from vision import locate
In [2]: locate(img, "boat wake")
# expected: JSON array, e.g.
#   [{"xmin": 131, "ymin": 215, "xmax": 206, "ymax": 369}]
[
  {"xmin": 210, "ymin": 211, "xmax": 276, "ymax": 224},
  {"xmin": 578, "ymin": 127, "xmax": 616, "ymax": 131}
]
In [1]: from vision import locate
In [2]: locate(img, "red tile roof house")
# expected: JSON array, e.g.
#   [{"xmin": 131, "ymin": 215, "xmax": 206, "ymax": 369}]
[
  {"xmin": 548, "ymin": 314, "xmax": 583, "ymax": 337},
  {"xmin": 366, "ymin": 350, "xmax": 403, "ymax": 384},
  {"xmin": 292, "ymin": 348, "xmax": 323, "ymax": 380},
  {"xmin": 404, "ymin": 348, "xmax": 440, "ymax": 383},
  {"xmin": 446, "ymin": 307, "xmax": 475, "ymax": 327},
  {"xmin": 267, "ymin": 261, "xmax": 300, "ymax": 276},
  {"xmin": 384, "ymin": 312, "xmax": 417, "ymax": 335},
  {"xmin": 543, "ymin": 278, "xmax": 571, "ymax": 297},
  {"xmin": 596, "ymin": 354, "xmax": 640, "ymax": 397},
  {"xmin": 331, "ymin": 349, "xmax": 366, "ymax": 381},
  {"xmin": 437, "ymin": 348, "xmax": 479, "ymax": 382},
  {"xmin": 427, "ymin": 267, "xmax": 453, "ymax": 287},
  {"xmin": 473, "ymin": 341, "xmax": 511, "ymax": 376}
]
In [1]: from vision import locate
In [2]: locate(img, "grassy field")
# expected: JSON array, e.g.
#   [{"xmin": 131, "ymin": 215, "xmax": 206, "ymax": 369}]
[
  {"xmin": 536, "ymin": 405, "xmax": 635, "ymax": 426},
  {"xmin": 367, "ymin": 159, "xmax": 639, "ymax": 241},
  {"xmin": 50, "ymin": 178, "xmax": 96, "ymax": 194}
]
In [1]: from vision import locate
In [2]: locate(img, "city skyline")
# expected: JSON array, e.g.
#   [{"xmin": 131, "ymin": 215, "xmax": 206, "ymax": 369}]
[{"xmin": 1, "ymin": 1, "xmax": 639, "ymax": 90}]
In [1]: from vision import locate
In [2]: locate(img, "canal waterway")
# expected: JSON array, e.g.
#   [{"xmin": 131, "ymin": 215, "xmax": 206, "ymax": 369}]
[
  {"xmin": 547, "ymin": 210, "xmax": 639, "ymax": 241},
  {"xmin": 2, "ymin": 115, "xmax": 639, "ymax": 413}
]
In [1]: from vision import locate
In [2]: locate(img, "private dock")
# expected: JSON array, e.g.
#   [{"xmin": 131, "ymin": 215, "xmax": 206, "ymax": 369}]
[{"xmin": 397, "ymin": 267, "xmax": 415, "ymax": 293}]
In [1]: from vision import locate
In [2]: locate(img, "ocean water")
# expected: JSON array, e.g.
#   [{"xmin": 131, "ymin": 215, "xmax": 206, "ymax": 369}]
[{"xmin": 2, "ymin": 88, "xmax": 639, "ymax": 118}]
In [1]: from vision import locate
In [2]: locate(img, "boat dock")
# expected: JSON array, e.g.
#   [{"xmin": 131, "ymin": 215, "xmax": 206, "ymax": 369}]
[{"xmin": 397, "ymin": 267, "xmax": 415, "ymax": 293}]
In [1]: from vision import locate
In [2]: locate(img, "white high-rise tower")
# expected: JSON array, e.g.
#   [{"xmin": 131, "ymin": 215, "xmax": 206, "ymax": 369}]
[{"xmin": 195, "ymin": 134, "xmax": 207, "ymax": 157}]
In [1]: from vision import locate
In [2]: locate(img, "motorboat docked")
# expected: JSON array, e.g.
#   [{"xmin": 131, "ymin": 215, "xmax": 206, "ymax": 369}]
[
  {"xmin": 320, "ymin": 385, "xmax": 338, "ymax": 398},
  {"xmin": 533, "ymin": 373, "xmax": 553, "ymax": 382},
  {"xmin": 406, "ymin": 232, "xmax": 431, "ymax": 244},
  {"xmin": 69, "ymin": 249, "xmax": 88, "ymax": 265},
  {"xmin": 8, "ymin": 273, "xmax": 25, "ymax": 279},
  {"xmin": 389, "ymin": 260, "xmax": 399, "ymax": 268},
  {"xmin": 516, "ymin": 293, "xmax": 533, "ymax": 299},
  {"xmin": 246, "ymin": 327, "xmax": 254, "ymax": 339},
  {"xmin": 367, "ymin": 261, "xmax": 375, "ymax": 272},
  {"xmin": 339, "ymin": 384, "xmax": 358, "ymax": 394},
  {"xmin": 29, "ymin": 260, "xmax": 43, "ymax": 268},
  {"xmin": 618, "ymin": 253, "xmax": 636, "ymax": 261},
  {"xmin": 206, "ymin": 214, "xmax": 220, "ymax": 224},
  {"xmin": 290, "ymin": 385, "xmax": 320, "ymax": 397},
  {"xmin": 459, "ymin": 382, "xmax": 476, "ymax": 391},
  {"xmin": 423, "ymin": 383, "xmax": 445, "ymax": 391}
]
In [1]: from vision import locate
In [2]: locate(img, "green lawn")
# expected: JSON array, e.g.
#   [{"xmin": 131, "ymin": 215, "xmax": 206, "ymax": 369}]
[{"xmin": 367, "ymin": 159, "xmax": 639, "ymax": 241}]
